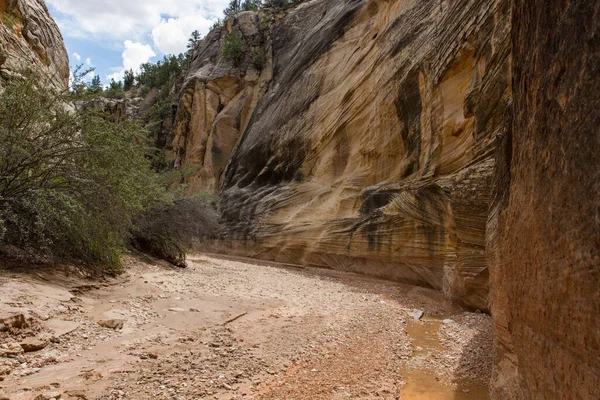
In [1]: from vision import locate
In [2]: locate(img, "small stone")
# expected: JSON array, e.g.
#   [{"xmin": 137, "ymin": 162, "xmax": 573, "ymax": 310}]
[
  {"xmin": 97, "ymin": 319, "xmax": 124, "ymax": 330},
  {"xmin": 168, "ymin": 308, "xmax": 187, "ymax": 312},
  {"xmin": 442, "ymin": 319, "xmax": 454, "ymax": 324},
  {"xmin": 408, "ymin": 310, "xmax": 423, "ymax": 320},
  {"xmin": 20, "ymin": 338, "xmax": 49, "ymax": 353},
  {"xmin": 0, "ymin": 343, "xmax": 23, "ymax": 357},
  {"xmin": 63, "ymin": 390, "xmax": 87, "ymax": 399},
  {"xmin": 35, "ymin": 391, "xmax": 62, "ymax": 400}
]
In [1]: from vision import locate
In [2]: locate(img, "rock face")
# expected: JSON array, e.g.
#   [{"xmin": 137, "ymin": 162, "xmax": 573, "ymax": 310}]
[
  {"xmin": 173, "ymin": 0, "xmax": 511, "ymax": 311},
  {"xmin": 488, "ymin": 1, "xmax": 600, "ymax": 399},
  {"xmin": 0, "ymin": 0, "xmax": 69, "ymax": 90},
  {"xmin": 171, "ymin": 11, "xmax": 273, "ymax": 193}
]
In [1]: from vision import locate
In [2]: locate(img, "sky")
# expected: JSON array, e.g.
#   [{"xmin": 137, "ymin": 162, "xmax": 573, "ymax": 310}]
[{"xmin": 47, "ymin": 0, "xmax": 230, "ymax": 84}]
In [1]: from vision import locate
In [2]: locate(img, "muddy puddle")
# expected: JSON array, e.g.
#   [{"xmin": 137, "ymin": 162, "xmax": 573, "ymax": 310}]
[{"xmin": 402, "ymin": 316, "xmax": 490, "ymax": 399}]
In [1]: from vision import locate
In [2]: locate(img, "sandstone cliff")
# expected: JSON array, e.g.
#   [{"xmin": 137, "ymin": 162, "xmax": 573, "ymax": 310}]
[
  {"xmin": 171, "ymin": 0, "xmax": 511, "ymax": 311},
  {"xmin": 0, "ymin": 0, "xmax": 69, "ymax": 89},
  {"xmin": 488, "ymin": 1, "xmax": 600, "ymax": 398}
]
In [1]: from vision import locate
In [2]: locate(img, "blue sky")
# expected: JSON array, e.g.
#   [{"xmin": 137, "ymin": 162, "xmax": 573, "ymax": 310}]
[{"xmin": 46, "ymin": 0, "xmax": 230, "ymax": 84}]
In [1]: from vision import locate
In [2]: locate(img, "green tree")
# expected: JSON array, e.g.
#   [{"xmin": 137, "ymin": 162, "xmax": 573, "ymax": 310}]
[
  {"xmin": 0, "ymin": 71, "xmax": 168, "ymax": 271},
  {"xmin": 264, "ymin": 0, "xmax": 288, "ymax": 7},
  {"xmin": 187, "ymin": 30, "xmax": 202, "ymax": 51},
  {"xmin": 241, "ymin": 0, "xmax": 262, "ymax": 11},
  {"xmin": 105, "ymin": 79, "xmax": 125, "ymax": 99},
  {"xmin": 222, "ymin": 31, "xmax": 245, "ymax": 66},
  {"xmin": 87, "ymin": 75, "xmax": 103, "ymax": 95},
  {"xmin": 224, "ymin": 0, "xmax": 241, "ymax": 17},
  {"xmin": 123, "ymin": 69, "xmax": 135, "ymax": 90}
]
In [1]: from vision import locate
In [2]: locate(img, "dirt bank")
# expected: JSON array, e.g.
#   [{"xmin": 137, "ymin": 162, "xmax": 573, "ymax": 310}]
[{"xmin": 0, "ymin": 254, "xmax": 492, "ymax": 399}]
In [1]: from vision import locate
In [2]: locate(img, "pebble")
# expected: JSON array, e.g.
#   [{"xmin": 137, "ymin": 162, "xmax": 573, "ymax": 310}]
[
  {"xmin": 35, "ymin": 391, "xmax": 62, "ymax": 400},
  {"xmin": 97, "ymin": 319, "xmax": 124, "ymax": 330}
]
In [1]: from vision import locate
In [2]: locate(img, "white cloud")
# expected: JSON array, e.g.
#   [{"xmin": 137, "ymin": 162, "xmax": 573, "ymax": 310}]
[
  {"xmin": 48, "ymin": 0, "xmax": 230, "ymax": 83},
  {"xmin": 48, "ymin": 0, "xmax": 228, "ymax": 45},
  {"xmin": 85, "ymin": 58, "xmax": 92, "ymax": 66},
  {"xmin": 151, "ymin": 14, "xmax": 215, "ymax": 55},
  {"xmin": 72, "ymin": 52, "xmax": 81, "ymax": 61},
  {"xmin": 106, "ymin": 40, "xmax": 156, "ymax": 82}
]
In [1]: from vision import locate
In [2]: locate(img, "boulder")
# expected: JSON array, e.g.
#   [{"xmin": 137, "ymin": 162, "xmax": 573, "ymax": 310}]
[{"xmin": 20, "ymin": 337, "xmax": 48, "ymax": 353}]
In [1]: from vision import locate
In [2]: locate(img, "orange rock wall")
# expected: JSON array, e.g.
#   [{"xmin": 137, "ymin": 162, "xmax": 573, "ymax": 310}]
[
  {"xmin": 488, "ymin": 1, "xmax": 600, "ymax": 398},
  {"xmin": 173, "ymin": 0, "xmax": 511, "ymax": 311}
]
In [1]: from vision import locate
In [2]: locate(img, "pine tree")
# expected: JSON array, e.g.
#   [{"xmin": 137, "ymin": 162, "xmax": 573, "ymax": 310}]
[
  {"xmin": 187, "ymin": 30, "xmax": 202, "ymax": 51},
  {"xmin": 123, "ymin": 69, "xmax": 135, "ymax": 90},
  {"xmin": 224, "ymin": 0, "xmax": 241, "ymax": 17},
  {"xmin": 241, "ymin": 0, "xmax": 262, "ymax": 11},
  {"xmin": 87, "ymin": 75, "xmax": 103, "ymax": 94}
]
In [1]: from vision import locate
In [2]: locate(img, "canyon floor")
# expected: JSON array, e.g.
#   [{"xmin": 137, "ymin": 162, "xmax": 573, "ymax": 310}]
[{"xmin": 0, "ymin": 254, "xmax": 492, "ymax": 400}]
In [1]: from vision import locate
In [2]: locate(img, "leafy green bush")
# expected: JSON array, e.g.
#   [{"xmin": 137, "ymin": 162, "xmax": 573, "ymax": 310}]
[
  {"xmin": 222, "ymin": 32, "xmax": 245, "ymax": 66},
  {"xmin": 0, "ymin": 72, "xmax": 167, "ymax": 272},
  {"xmin": 104, "ymin": 79, "xmax": 125, "ymax": 99},
  {"xmin": 131, "ymin": 196, "xmax": 218, "ymax": 268}
]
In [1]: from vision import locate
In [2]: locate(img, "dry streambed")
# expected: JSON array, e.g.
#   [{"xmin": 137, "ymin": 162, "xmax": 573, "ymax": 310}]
[{"xmin": 0, "ymin": 254, "xmax": 492, "ymax": 399}]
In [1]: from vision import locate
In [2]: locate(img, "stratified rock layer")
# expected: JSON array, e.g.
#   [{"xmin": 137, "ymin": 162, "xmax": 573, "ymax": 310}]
[
  {"xmin": 0, "ymin": 0, "xmax": 69, "ymax": 89},
  {"xmin": 173, "ymin": 0, "xmax": 511, "ymax": 311},
  {"xmin": 488, "ymin": 1, "xmax": 600, "ymax": 398}
]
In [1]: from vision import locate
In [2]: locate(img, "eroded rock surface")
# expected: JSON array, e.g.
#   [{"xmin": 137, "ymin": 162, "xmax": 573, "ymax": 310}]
[
  {"xmin": 0, "ymin": 0, "xmax": 69, "ymax": 89},
  {"xmin": 173, "ymin": 0, "xmax": 511, "ymax": 310},
  {"xmin": 488, "ymin": 1, "xmax": 600, "ymax": 398},
  {"xmin": 170, "ymin": 11, "xmax": 274, "ymax": 193}
]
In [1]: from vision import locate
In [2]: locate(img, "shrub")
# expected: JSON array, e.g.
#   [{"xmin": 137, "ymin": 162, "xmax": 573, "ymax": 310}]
[
  {"xmin": 139, "ymin": 86, "xmax": 152, "ymax": 98},
  {"xmin": 241, "ymin": 0, "xmax": 263, "ymax": 11},
  {"xmin": 87, "ymin": 75, "xmax": 103, "ymax": 95},
  {"xmin": 104, "ymin": 79, "xmax": 125, "ymax": 99},
  {"xmin": 224, "ymin": 0, "xmax": 240, "ymax": 17},
  {"xmin": 264, "ymin": 0, "xmax": 289, "ymax": 8},
  {"xmin": 123, "ymin": 69, "xmax": 135, "ymax": 91},
  {"xmin": 0, "ymin": 72, "xmax": 167, "ymax": 272},
  {"xmin": 130, "ymin": 196, "xmax": 218, "ymax": 267},
  {"xmin": 222, "ymin": 32, "xmax": 245, "ymax": 66},
  {"xmin": 251, "ymin": 48, "xmax": 267, "ymax": 71}
]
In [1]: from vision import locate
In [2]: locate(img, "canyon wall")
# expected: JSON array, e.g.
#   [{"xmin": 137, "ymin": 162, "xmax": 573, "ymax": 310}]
[
  {"xmin": 172, "ymin": 0, "xmax": 511, "ymax": 311},
  {"xmin": 488, "ymin": 1, "xmax": 600, "ymax": 398},
  {"xmin": 0, "ymin": 0, "xmax": 69, "ymax": 89}
]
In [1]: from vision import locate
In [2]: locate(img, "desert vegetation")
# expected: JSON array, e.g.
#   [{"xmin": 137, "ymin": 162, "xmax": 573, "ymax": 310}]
[{"xmin": 0, "ymin": 69, "xmax": 216, "ymax": 271}]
